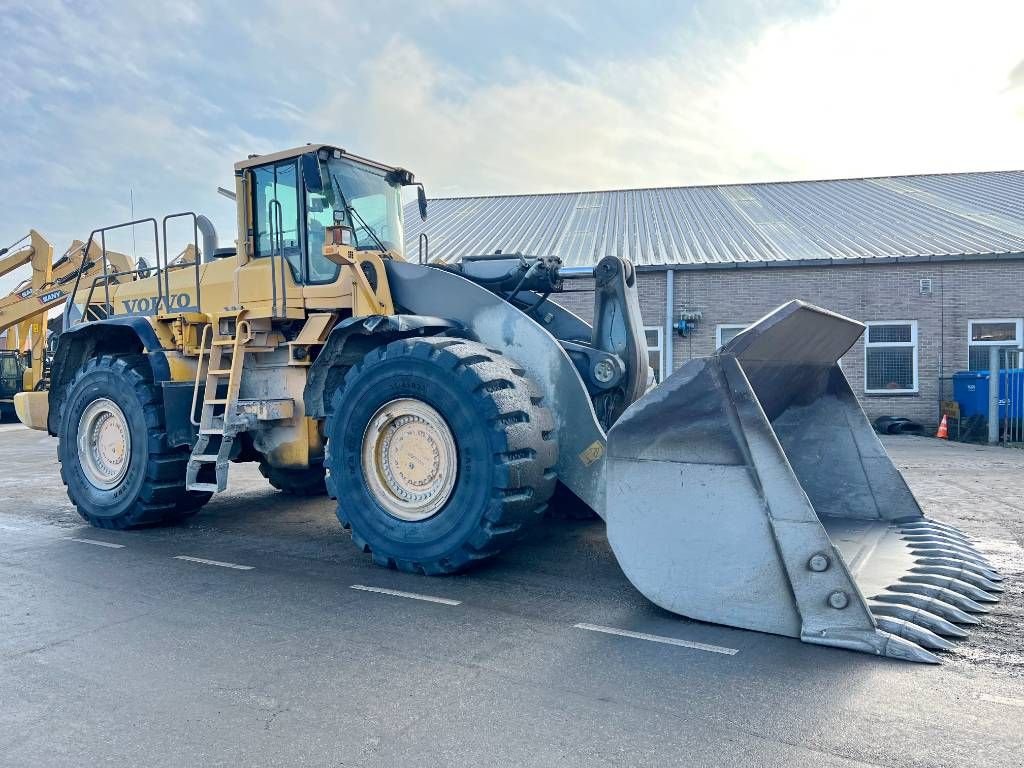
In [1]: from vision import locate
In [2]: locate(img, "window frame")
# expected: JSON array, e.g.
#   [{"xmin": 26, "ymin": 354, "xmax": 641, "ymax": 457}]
[
  {"xmin": 715, "ymin": 323, "xmax": 749, "ymax": 351},
  {"xmin": 967, "ymin": 318, "xmax": 1024, "ymax": 371},
  {"xmin": 250, "ymin": 159, "xmax": 306, "ymax": 283},
  {"xmin": 644, "ymin": 325, "xmax": 664, "ymax": 383},
  {"xmin": 863, "ymin": 320, "xmax": 918, "ymax": 395}
]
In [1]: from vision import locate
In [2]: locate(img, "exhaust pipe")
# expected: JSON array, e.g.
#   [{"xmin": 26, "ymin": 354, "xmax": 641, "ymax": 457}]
[{"xmin": 196, "ymin": 215, "xmax": 218, "ymax": 264}]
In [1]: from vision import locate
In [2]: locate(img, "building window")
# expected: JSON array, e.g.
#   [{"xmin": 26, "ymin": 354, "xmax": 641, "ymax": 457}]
[
  {"xmin": 864, "ymin": 321, "xmax": 918, "ymax": 394},
  {"xmin": 644, "ymin": 326, "xmax": 664, "ymax": 383},
  {"xmin": 968, "ymin": 319, "xmax": 1023, "ymax": 371},
  {"xmin": 716, "ymin": 324, "xmax": 748, "ymax": 350}
]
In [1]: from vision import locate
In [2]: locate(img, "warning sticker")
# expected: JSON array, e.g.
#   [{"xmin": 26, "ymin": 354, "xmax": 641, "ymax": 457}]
[{"xmin": 579, "ymin": 440, "xmax": 605, "ymax": 466}]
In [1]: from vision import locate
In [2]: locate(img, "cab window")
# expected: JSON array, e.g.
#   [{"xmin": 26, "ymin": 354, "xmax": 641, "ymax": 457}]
[
  {"xmin": 253, "ymin": 160, "xmax": 303, "ymax": 281},
  {"xmin": 304, "ymin": 164, "xmax": 341, "ymax": 284}
]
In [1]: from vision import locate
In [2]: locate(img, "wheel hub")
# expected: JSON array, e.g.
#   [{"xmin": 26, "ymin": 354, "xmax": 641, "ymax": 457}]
[
  {"xmin": 362, "ymin": 398, "xmax": 458, "ymax": 521},
  {"xmin": 77, "ymin": 397, "xmax": 131, "ymax": 490}
]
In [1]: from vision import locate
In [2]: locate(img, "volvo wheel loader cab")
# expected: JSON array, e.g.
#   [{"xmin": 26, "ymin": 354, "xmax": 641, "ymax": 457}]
[{"xmin": 15, "ymin": 142, "xmax": 1003, "ymax": 662}]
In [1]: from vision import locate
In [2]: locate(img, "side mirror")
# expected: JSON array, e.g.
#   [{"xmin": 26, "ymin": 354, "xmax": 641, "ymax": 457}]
[{"xmin": 417, "ymin": 185, "xmax": 428, "ymax": 221}]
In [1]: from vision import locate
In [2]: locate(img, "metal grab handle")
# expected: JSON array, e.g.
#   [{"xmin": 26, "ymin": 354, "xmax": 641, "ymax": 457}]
[
  {"xmin": 162, "ymin": 212, "xmax": 203, "ymax": 312},
  {"xmin": 70, "ymin": 218, "xmax": 160, "ymax": 326},
  {"xmin": 267, "ymin": 199, "xmax": 283, "ymax": 318},
  {"xmin": 190, "ymin": 323, "xmax": 212, "ymax": 426}
]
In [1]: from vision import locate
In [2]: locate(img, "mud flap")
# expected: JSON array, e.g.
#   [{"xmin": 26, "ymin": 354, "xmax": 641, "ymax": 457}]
[{"xmin": 605, "ymin": 301, "xmax": 1003, "ymax": 663}]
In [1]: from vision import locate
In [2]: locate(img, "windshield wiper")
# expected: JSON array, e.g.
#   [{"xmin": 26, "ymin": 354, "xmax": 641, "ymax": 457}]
[{"xmin": 331, "ymin": 176, "xmax": 389, "ymax": 254}]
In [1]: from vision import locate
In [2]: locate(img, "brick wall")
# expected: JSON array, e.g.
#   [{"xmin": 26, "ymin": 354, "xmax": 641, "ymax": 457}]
[{"xmin": 549, "ymin": 259, "xmax": 1024, "ymax": 429}]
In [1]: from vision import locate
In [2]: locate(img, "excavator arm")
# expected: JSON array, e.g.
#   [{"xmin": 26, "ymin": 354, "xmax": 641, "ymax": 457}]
[{"xmin": 0, "ymin": 232, "xmax": 131, "ymax": 391}]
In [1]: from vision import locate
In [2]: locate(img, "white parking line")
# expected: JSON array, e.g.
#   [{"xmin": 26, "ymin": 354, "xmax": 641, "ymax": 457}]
[
  {"xmin": 174, "ymin": 555, "xmax": 254, "ymax": 570},
  {"xmin": 62, "ymin": 537, "xmax": 125, "ymax": 549},
  {"xmin": 980, "ymin": 694, "xmax": 1024, "ymax": 708},
  {"xmin": 573, "ymin": 623, "xmax": 739, "ymax": 656},
  {"xmin": 350, "ymin": 584, "xmax": 461, "ymax": 606}
]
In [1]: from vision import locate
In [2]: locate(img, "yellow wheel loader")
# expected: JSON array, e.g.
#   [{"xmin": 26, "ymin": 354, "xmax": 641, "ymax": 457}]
[{"xmin": 14, "ymin": 143, "xmax": 1003, "ymax": 663}]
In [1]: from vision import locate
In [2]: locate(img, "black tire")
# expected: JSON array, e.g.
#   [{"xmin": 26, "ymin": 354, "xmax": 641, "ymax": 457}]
[
  {"xmin": 259, "ymin": 460, "xmax": 328, "ymax": 496},
  {"xmin": 325, "ymin": 337, "xmax": 557, "ymax": 574},
  {"xmin": 545, "ymin": 481, "xmax": 600, "ymax": 521},
  {"xmin": 58, "ymin": 354, "xmax": 211, "ymax": 529}
]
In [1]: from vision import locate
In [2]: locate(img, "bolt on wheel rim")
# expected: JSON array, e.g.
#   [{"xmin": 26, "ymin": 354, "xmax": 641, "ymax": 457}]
[
  {"xmin": 361, "ymin": 398, "xmax": 458, "ymax": 522},
  {"xmin": 77, "ymin": 397, "xmax": 131, "ymax": 490}
]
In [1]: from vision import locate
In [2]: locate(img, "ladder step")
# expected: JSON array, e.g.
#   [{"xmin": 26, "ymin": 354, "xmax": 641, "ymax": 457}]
[
  {"xmin": 212, "ymin": 339, "xmax": 238, "ymax": 346},
  {"xmin": 190, "ymin": 454, "xmax": 221, "ymax": 463},
  {"xmin": 205, "ymin": 399, "xmax": 229, "ymax": 405},
  {"xmin": 208, "ymin": 368, "xmax": 232, "ymax": 375},
  {"xmin": 186, "ymin": 482, "xmax": 221, "ymax": 493}
]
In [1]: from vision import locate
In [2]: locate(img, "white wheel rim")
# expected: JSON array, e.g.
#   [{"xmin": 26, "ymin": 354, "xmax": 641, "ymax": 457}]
[
  {"xmin": 77, "ymin": 397, "xmax": 132, "ymax": 490},
  {"xmin": 361, "ymin": 398, "xmax": 458, "ymax": 522}
]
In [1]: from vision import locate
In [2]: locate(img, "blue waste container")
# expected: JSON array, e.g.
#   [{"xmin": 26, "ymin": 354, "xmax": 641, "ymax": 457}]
[{"xmin": 953, "ymin": 369, "xmax": 1024, "ymax": 419}]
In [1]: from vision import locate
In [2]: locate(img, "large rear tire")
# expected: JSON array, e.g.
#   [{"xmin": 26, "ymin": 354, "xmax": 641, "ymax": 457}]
[
  {"xmin": 58, "ymin": 355, "xmax": 211, "ymax": 529},
  {"xmin": 325, "ymin": 337, "xmax": 557, "ymax": 574}
]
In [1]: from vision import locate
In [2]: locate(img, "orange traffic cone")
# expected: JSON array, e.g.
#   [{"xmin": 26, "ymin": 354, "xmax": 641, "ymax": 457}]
[{"xmin": 936, "ymin": 414, "xmax": 948, "ymax": 439}]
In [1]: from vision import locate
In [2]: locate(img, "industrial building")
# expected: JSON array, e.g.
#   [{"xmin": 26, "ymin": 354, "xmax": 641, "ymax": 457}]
[{"xmin": 405, "ymin": 170, "xmax": 1024, "ymax": 429}]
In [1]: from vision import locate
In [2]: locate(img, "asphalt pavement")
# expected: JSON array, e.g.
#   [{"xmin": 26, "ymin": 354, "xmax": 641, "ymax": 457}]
[{"xmin": 1, "ymin": 422, "xmax": 1022, "ymax": 767}]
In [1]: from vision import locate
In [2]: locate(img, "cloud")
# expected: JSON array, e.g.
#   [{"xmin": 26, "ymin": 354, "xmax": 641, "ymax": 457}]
[
  {"xmin": 314, "ymin": 0, "xmax": 1024, "ymax": 197},
  {"xmin": 1, "ymin": 0, "xmax": 1022, "ymax": 300}
]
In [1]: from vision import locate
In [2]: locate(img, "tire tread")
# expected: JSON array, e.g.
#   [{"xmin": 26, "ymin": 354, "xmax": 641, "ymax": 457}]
[{"xmin": 326, "ymin": 337, "xmax": 557, "ymax": 574}]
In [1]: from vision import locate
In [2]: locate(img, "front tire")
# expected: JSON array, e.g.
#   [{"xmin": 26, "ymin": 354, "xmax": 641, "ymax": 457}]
[
  {"xmin": 325, "ymin": 337, "xmax": 557, "ymax": 574},
  {"xmin": 58, "ymin": 355, "xmax": 210, "ymax": 529}
]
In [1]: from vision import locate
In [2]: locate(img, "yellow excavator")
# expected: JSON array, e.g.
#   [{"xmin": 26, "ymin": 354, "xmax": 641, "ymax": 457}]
[
  {"xmin": 0, "ymin": 233, "xmax": 129, "ymax": 416},
  {"xmin": 12, "ymin": 143, "xmax": 1003, "ymax": 663}
]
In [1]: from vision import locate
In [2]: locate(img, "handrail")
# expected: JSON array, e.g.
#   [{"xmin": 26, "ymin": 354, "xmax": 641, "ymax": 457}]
[
  {"xmin": 274, "ymin": 202, "xmax": 286, "ymax": 317},
  {"xmin": 419, "ymin": 232, "xmax": 429, "ymax": 265},
  {"xmin": 68, "ymin": 213, "xmax": 208, "ymax": 326},
  {"xmin": 190, "ymin": 323, "xmax": 212, "ymax": 427},
  {"xmin": 70, "ymin": 218, "xmax": 160, "ymax": 326},
  {"xmin": 266, "ymin": 199, "xmax": 289, "ymax": 318},
  {"xmin": 81, "ymin": 266, "xmax": 155, "ymax": 320},
  {"xmin": 267, "ymin": 200, "xmax": 280, "ymax": 318},
  {"xmin": 161, "ymin": 212, "xmax": 202, "ymax": 311}
]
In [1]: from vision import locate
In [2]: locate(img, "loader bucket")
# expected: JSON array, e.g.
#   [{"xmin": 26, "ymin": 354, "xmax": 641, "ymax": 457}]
[{"xmin": 605, "ymin": 301, "xmax": 1003, "ymax": 662}]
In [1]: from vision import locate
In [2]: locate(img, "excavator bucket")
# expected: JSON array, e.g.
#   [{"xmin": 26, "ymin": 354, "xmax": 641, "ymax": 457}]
[{"xmin": 605, "ymin": 301, "xmax": 1003, "ymax": 662}]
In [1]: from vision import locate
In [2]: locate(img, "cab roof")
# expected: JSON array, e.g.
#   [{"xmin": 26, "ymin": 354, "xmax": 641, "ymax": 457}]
[{"xmin": 233, "ymin": 144, "xmax": 403, "ymax": 175}]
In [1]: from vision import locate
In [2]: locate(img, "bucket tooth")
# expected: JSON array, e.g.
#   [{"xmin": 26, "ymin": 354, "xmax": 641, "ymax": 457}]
[
  {"xmin": 905, "ymin": 533, "xmax": 980, "ymax": 547},
  {"xmin": 803, "ymin": 627, "xmax": 940, "ymax": 664},
  {"xmin": 901, "ymin": 520, "xmax": 971, "ymax": 536},
  {"xmin": 907, "ymin": 567, "xmax": 1004, "ymax": 594},
  {"xmin": 900, "ymin": 574, "xmax": 1000, "ymax": 603},
  {"xmin": 905, "ymin": 573, "xmax": 999, "ymax": 606},
  {"xmin": 908, "ymin": 545, "xmax": 993, "ymax": 568},
  {"xmin": 875, "ymin": 632, "xmax": 941, "ymax": 664},
  {"xmin": 905, "ymin": 536, "xmax": 974, "ymax": 548},
  {"xmin": 899, "ymin": 523, "xmax": 975, "ymax": 540},
  {"xmin": 869, "ymin": 603, "xmax": 969, "ymax": 639},
  {"xmin": 886, "ymin": 583, "xmax": 990, "ymax": 613},
  {"xmin": 874, "ymin": 616, "xmax": 957, "ymax": 652},
  {"xmin": 904, "ymin": 537, "xmax": 988, "ymax": 557},
  {"xmin": 914, "ymin": 557, "xmax": 1003, "ymax": 582},
  {"xmin": 872, "ymin": 592, "xmax": 981, "ymax": 625}
]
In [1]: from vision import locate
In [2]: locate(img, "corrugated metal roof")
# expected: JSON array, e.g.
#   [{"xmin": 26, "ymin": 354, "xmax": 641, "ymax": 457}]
[{"xmin": 403, "ymin": 170, "xmax": 1024, "ymax": 269}]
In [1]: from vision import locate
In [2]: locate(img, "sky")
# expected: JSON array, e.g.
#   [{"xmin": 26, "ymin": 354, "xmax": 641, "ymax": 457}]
[{"xmin": 1, "ymin": 0, "xmax": 1023, "ymax": 286}]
